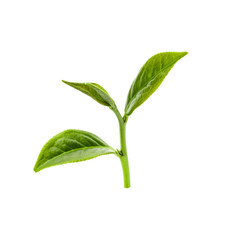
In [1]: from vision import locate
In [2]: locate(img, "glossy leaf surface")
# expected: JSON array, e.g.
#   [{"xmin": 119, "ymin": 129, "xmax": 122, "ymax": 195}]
[
  {"xmin": 125, "ymin": 52, "xmax": 188, "ymax": 116},
  {"xmin": 62, "ymin": 80, "xmax": 116, "ymax": 110},
  {"xmin": 34, "ymin": 129, "xmax": 116, "ymax": 172}
]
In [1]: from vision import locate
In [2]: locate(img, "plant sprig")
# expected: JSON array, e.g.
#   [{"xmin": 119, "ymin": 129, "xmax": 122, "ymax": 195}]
[{"xmin": 34, "ymin": 52, "xmax": 188, "ymax": 188}]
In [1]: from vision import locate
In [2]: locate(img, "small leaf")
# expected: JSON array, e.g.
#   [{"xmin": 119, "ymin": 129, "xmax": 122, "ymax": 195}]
[
  {"xmin": 125, "ymin": 52, "xmax": 188, "ymax": 116},
  {"xmin": 34, "ymin": 129, "xmax": 116, "ymax": 172},
  {"xmin": 62, "ymin": 80, "xmax": 116, "ymax": 110}
]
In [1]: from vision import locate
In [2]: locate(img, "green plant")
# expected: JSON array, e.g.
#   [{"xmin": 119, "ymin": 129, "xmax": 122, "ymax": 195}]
[{"xmin": 34, "ymin": 52, "xmax": 188, "ymax": 188}]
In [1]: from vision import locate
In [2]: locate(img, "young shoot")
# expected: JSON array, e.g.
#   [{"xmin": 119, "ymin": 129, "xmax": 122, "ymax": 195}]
[{"xmin": 34, "ymin": 52, "xmax": 188, "ymax": 188}]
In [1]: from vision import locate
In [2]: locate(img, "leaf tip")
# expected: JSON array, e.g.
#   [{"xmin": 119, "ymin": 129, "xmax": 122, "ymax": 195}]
[
  {"xmin": 61, "ymin": 80, "xmax": 76, "ymax": 88},
  {"xmin": 33, "ymin": 162, "xmax": 41, "ymax": 173},
  {"xmin": 181, "ymin": 51, "xmax": 188, "ymax": 57},
  {"xmin": 33, "ymin": 166, "xmax": 38, "ymax": 173}
]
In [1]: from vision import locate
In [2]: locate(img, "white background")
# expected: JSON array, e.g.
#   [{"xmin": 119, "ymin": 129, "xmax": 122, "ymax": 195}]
[{"xmin": 0, "ymin": 0, "xmax": 227, "ymax": 239}]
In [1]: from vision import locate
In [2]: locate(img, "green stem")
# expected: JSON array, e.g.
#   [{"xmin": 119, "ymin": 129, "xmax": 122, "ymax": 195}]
[{"xmin": 113, "ymin": 108, "xmax": 130, "ymax": 188}]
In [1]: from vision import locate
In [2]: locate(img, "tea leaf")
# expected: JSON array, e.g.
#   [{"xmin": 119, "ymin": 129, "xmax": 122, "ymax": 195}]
[
  {"xmin": 62, "ymin": 81, "xmax": 116, "ymax": 110},
  {"xmin": 34, "ymin": 129, "xmax": 116, "ymax": 172},
  {"xmin": 125, "ymin": 52, "xmax": 188, "ymax": 116}
]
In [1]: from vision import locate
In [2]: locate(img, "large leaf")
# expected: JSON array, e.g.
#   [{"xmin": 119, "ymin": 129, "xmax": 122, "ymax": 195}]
[
  {"xmin": 125, "ymin": 52, "xmax": 188, "ymax": 116},
  {"xmin": 62, "ymin": 81, "xmax": 116, "ymax": 110},
  {"xmin": 34, "ymin": 129, "xmax": 116, "ymax": 172}
]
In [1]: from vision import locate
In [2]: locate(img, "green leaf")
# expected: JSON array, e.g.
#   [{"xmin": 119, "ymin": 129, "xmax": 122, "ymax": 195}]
[
  {"xmin": 125, "ymin": 52, "xmax": 188, "ymax": 116},
  {"xmin": 62, "ymin": 80, "xmax": 116, "ymax": 110},
  {"xmin": 34, "ymin": 129, "xmax": 116, "ymax": 172}
]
